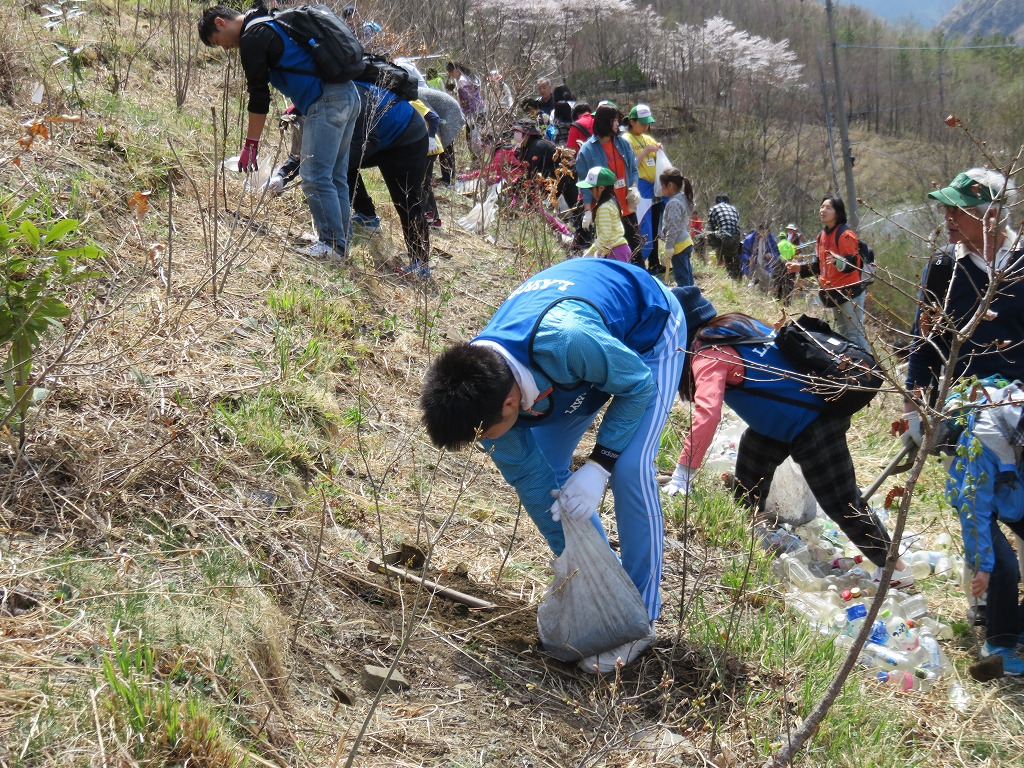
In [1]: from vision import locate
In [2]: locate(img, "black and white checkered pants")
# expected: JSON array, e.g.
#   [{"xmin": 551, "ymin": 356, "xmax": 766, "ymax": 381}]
[{"xmin": 734, "ymin": 414, "xmax": 892, "ymax": 567}]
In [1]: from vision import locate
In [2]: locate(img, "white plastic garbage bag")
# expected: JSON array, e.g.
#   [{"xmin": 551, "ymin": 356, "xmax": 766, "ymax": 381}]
[
  {"xmin": 652, "ymin": 149, "xmax": 673, "ymax": 198},
  {"xmin": 537, "ymin": 513, "xmax": 650, "ymax": 661},
  {"xmin": 764, "ymin": 457, "xmax": 817, "ymax": 528},
  {"xmin": 458, "ymin": 181, "xmax": 501, "ymax": 233}
]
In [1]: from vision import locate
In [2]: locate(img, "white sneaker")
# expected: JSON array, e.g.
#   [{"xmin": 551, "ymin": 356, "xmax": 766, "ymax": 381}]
[
  {"xmin": 297, "ymin": 240, "xmax": 344, "ymax": 262},
  {"xmin": 578, "ymin": 623, "xmax": 656, "ymax": 674}
]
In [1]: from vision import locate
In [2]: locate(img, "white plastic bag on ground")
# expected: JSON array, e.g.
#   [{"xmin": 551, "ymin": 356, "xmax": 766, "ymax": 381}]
[
  {"xmin": 537, "ymin": 513, "xmax": 650, "ymax": 661},
  {"xmin": 458, "ymin": 181, "xmax": 501, "ymax": 233},
  {"xmin": 764, "ymin": 457, "xmax": 817, "ymax": 528},
  {"xmin": 652, "ymin": 149, "xmax": 673, "ymax": 198}
]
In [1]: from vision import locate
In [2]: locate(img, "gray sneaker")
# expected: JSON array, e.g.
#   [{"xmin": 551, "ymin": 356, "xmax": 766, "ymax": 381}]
[{"xmin": 297, "ymin": 240, "xmax": 344, "ymax": 262}]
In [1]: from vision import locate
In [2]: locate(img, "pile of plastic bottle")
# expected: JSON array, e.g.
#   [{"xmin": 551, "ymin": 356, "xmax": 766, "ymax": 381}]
[
  {"xmin": 700, "ymin": 408, "xmax": 973, "ymax": 696},
  {"xmin": 770, "ymin": 513, "xmax": 962, "ymax": 691}
]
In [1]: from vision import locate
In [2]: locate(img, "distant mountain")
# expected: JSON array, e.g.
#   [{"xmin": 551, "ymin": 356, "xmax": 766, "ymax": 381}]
[
  {"xmin": 938, "ymin": 0, "xmax": 1024, "ymax": 40},
  {"xmin": 814, "ymin": 1, "xmax": 958, "ymax": 28}
]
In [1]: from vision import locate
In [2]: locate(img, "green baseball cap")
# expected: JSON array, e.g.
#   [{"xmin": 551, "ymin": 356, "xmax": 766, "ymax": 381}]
[
  {"xmin": 577, "ymin": 166, "xmax": 617, "ymax": 188},
  {"xmin": 628, "ymin": 104, "xmax": 655, "ymax": 124},
  {"xmin": 928, "ymin": 171, "xmax": 1002, "ymax": 207}
]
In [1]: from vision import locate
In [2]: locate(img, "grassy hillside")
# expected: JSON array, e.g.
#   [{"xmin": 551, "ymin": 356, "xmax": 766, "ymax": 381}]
[{"xmin": 1, "ymin": 2, "xmax": 1023, "ymax": 767}]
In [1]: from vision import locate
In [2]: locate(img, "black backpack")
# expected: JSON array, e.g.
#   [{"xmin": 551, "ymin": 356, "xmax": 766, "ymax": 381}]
[
  {"xmin": 356, "ymin": 53, "xmax": 419, "ymax": 101},
  {"xmin": 257, "ymin": 5, "xmax": 365, "ymax": 83},
  {"xmin": 701, "ymin": 315, "xmax": 883, "ymax": 417}
]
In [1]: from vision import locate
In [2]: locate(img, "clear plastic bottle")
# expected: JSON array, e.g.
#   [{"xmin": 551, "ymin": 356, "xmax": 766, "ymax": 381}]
[
  {"xmin": 917, "ymin": 627, "xmax": 951, "ymax": 676},
  {"xmin": 948, "ymin": 681, "xmax": 970, "ymax": 713},
  {"xmin": 918, "ymin": 616, "xmax": 954, "ymax": 640},
  {"xmin": 899, "ymin": 593, "xmax": 928, "ymax": 620},
  {"xmin": 831, "ymin": 555, "xmax": 864, "ymax": 572},
  {"xmin": 879, "ymin": 669, "xmax": 933, "ymax": 692},
  {"xmin": 909, "ymin": 559, "xmax": 932, "ymax": 581},
  {"xmin": 779, "ymin": 554, "xmax": 822, "ymax": 591},
  {"xmin": 861, "ymin": 642, "xmax": 915, "ymax": 672}
]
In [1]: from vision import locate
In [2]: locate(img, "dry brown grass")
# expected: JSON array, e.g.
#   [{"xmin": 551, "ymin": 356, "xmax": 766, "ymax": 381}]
[{"xmin": 0, "ymin": 5, "xmax": 1022, "ymax": 768}]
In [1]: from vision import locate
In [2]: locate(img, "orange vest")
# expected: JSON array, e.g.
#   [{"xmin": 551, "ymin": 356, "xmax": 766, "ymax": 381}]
[{"xmin": 816, "ymin": 225, "xmax": 862, "ymax": 292}]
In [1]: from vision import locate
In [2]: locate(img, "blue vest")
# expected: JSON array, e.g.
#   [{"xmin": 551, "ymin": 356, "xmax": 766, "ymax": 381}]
[
  {"xmin": 702, "ymin": 321, "xmax": 824, "ymax": 442},
  {"xmin": 353, "ymin": 82, "xmax": 417, "ymax": 149},
  {"xmin": 474, "ymin": 261, "xmax": 673, "ymax": 424},
  {"xmin": 261, "ymin": 20, "xmax": 323, "ymax": 115}
]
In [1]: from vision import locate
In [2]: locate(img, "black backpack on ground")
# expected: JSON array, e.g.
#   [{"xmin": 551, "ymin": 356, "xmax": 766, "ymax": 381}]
[
  {"xmin": 356, "ymin": 53, "xmax": 419, "ymax": 101},
  {"xmin": 700, "ymin": 315, "xmax": 883, "ymax": 417},
  {"xmin": 257, "ymin": 5, "xmax": 365, "ymax": 83}
]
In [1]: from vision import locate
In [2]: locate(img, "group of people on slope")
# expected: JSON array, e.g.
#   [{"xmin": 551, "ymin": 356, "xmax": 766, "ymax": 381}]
[
  {"xmin": 200, "ymin": 4, "xmax": 476, "ymax": 279},
  {"xmin": 421, "ymin": 166, "xmax": 1024, "ymax": 678}
]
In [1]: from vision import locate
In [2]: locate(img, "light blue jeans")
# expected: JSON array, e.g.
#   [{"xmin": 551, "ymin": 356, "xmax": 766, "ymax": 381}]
[
  {"xmin": 300, "ymin": 81, "xmax": 359, "ymax": 251},
  {"xmin": 832, "ymin": 291, "xmax": 869, "ymax": 350}
]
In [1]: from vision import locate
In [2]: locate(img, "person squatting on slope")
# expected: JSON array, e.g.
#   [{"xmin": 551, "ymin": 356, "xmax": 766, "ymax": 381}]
[
  {"xmin": 199, "ymin": 5, "xmax": 361, "ymax": 261},
  {"xmin": 663, "ymin": 287, "xmax": 904, "ymax": 573},
  {"xmin": 420, "ymin": 260, "xmax": 685, "ymax": 673}
]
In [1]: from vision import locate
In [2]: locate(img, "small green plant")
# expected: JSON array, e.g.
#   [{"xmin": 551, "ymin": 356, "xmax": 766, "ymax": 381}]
[
  {"xmin": 0, "ymin": 200, "xmax": 102, "ymax": 448},
  {"xmin": 101, "ymin": 630, "xmax": 243, "ymax": 766}
]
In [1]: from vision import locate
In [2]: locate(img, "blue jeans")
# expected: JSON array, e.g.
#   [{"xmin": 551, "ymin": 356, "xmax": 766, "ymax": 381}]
[
  {"xmin": 300, "ymin": 82, "xmax": 359, "ymax": 250},
  {"xmin": 832, "ymin": 291, "xmax": 868, "ymax": 350},
  {"xmin": 671, "ymin": 244, "xmax": 694, "ymax": 286}
]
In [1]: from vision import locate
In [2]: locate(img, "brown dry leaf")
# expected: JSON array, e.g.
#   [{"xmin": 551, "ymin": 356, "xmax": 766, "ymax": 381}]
[
  {"xmin": 128, "ymin": 190, "xmax": 151, "ymax": 218},
  {"xmin": 12, "ymin": 156, "xmax": 20, "ymax": 167},
  {"xmin": 22, "ymin": 119, "xmax": 49, "ymax": 139}
]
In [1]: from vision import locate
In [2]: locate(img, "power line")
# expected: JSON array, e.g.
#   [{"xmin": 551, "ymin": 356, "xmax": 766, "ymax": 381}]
[{"xmin": 838, "ymin": 43, "xmax": 1024, "ymax": 51}]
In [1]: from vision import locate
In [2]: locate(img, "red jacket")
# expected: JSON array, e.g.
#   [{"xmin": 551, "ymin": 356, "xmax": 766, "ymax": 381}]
[{"xmin": 566, "ymin": 113, "xmax": 594, "ymax": 152}]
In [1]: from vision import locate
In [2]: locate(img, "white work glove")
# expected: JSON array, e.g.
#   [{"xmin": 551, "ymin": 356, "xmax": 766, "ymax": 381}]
[
  {"xmin": 582, "ymin": 209, "xmax": 593, "ymax": 230},
  {"xmin": 549, "ymin": 461, "xmax": 610, "ymax": 523},
  {"xmin": 428, "ymin": 137, "xmax": 439, "ymax": 154},
  {"xmin": 261, "ymin": 175, "xmax": 285, "ymax": 197},
  {"xmin": 661, "ymin": 464, "xmax": 695, "ymax": 497},
  {"xmin": 626, "ymin": 185, "xmax": 641, "ymax": 211},
  {"xmin": 901, "ymin": 410, "xmax": 922, "ymax": 448}
]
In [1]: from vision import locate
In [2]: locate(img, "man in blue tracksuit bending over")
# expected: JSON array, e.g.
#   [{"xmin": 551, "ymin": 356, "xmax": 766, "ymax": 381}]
[
  {"xmin": 199, "ymin": 5, "xmax": 360, "ymax": 261},
  {"xmin": 420, "ymin": 260, "xmax": 686, "ymax": 673}
]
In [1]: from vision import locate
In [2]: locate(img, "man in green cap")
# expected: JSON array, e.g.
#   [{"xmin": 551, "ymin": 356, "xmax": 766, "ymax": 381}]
[
  {"xmin": 903, "ymin": 166, "xmax": 1021, "ymax": 424},
  {"xmin": 901, "ymin": 166, "xmax": 1024, "ymax": 676}
]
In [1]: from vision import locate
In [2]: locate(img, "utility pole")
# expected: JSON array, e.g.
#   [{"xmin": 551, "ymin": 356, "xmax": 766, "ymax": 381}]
[
  {"xmin": 817, "ymin": 47, "xmax": 841, "ymax": 194},
  {"xmin": 825, "ymin": 0, "xmax": 858, "ymax": 228}
]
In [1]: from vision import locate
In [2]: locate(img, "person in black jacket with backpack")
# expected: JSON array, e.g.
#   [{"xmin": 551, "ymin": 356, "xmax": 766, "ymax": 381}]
[{"xmin": 199, "ymin": 5, "xmax": 361, "ymax": 261}]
